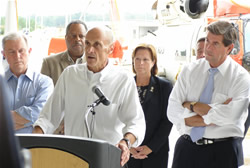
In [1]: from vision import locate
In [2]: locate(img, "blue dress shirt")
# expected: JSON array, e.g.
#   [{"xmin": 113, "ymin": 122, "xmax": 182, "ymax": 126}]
[{"xmin": 5, "ymin": 68, "xmax": 53, "ymax": 133}]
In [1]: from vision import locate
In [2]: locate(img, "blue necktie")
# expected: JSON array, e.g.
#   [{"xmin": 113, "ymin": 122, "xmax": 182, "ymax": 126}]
[{"xmin": 190, "ymin": 68, "xmax": 218, "ymax": 142}]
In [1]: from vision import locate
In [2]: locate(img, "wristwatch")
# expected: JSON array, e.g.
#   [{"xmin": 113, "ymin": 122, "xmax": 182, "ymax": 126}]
[
  {"xmin": 121, "ymin": 138, "xmax": 131, "ymax": 149},
  {"xmin": 190, "ymin": 102, "xmax": 197, "ymax": 112}
]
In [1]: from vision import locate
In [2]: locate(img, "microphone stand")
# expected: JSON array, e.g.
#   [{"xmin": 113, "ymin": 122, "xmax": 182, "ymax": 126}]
[{"xmin": 85, "ymin": 98, "xmax": 102, "ymax": 138}]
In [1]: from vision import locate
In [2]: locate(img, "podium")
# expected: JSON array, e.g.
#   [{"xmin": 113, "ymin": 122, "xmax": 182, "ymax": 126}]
[{"xmin": 16, "ymin": 134, "xmax": 121, "ymax": 168}]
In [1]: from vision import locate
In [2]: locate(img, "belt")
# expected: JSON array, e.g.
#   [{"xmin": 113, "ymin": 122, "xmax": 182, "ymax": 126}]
[{"xmin": 182, "ymin": 134, "xmax": 234, "ymax": 145}]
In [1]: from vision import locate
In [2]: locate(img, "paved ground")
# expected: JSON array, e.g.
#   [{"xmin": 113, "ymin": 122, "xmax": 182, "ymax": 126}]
[{"xmin": 168, "ymin": 127, "xmax": 250, "ymax": 168}]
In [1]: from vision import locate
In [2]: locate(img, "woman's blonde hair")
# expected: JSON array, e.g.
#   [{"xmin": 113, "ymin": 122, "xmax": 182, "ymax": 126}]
[{"xmin": 131, "ymin": 43, "xmax": 158, "ymax": 75}]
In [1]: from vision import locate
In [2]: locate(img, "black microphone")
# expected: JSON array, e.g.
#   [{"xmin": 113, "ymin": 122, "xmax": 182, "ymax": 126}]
[{"xmin": 92, "ymin": 86, "xmax": 110, "ymax": 106}]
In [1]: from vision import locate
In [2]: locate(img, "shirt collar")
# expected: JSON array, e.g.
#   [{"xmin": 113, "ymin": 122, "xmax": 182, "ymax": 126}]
[
  {"xmin": 25, "ymin": 67, "xmax": 34, "ymax": 81},
  {"xmin": 202, "ymin": 56, "xmax": 230, "ymax": 76},
  {"xmin": 5, "ymin": 68, "xmax": 13, "ymax": 81},
  {"xmin": 202, "ymin": 60, "xmax": 211, "ymax": 74},
  {"xmin": 86, "ymin": 60, "xmax": 112, "ymax": 83},
  {"xmin": 216, "ymin": 56, "xmax": 230, "ymax": 76},
  {"xmin": 66, "ymin": 51, "xmax": 84, "ymax": 64},
  {"xmin": 5, "ymin": 67, "xmax": 33, "ymax": 81}
]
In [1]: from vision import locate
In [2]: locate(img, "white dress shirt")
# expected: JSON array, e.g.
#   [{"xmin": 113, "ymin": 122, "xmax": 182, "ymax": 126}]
[
  {"xmin": 34, "ymin": 62, "xmax": 146, "ymax": 146},
  {"xmin": 167, "ymin": 57, "xmax": 250, "ymax": 138}
]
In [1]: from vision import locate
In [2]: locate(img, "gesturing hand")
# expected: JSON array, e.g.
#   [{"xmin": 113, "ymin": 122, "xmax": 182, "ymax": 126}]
[{"xmin": 116, "ymin": 140, "xmax": 130, "ymax": 167}]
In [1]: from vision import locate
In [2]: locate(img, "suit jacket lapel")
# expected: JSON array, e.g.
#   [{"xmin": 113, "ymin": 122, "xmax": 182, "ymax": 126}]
[
  {"xmin": 60, "ymin": 51, "xmax": 72, "ymax": 70},
  {"xmin": 143, "ymin": 76, "xmax": 156, "ymax": 105}
]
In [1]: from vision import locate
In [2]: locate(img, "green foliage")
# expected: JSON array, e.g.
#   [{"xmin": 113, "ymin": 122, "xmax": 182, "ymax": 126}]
[
  {"xmin": 0, "ymin": 11, "xmax": 155, "ymax": 34},
  {"xmin": 0, "ymin": 18, "xmax": 5, "ymax": 35}
]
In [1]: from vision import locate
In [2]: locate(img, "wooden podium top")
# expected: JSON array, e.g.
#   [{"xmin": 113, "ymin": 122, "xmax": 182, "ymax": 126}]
[{"xmin": 16, "ymin": 134, "xmax": 121, "ymax": 168}]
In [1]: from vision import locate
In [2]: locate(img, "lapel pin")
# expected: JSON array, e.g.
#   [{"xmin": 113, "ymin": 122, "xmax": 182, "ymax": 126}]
[{"xmin": 150, "ymin": 87, "xmax": 154, "ymax": 92}]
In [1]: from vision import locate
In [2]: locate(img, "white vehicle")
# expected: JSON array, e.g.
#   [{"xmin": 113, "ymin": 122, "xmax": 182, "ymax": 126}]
[{"xmin": 150, "ymin": 0, "xmax": 250, "ymax": 82}]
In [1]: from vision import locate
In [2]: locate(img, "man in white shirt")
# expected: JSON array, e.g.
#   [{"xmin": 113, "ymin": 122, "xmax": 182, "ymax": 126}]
[
  {"xmin": 33, "ymin": 26, "xmax": 146, "ymax": 167},
  {"xmin": 41, "ymin": 20, "xmax": 88, "ymax": 135},
  {"xmin": 195, "ymin": 35, "xmax": 250, "ymax": 167},
  {"xmin": 167, "ymin": 21, "xmax": 250, "ymax": 168}
]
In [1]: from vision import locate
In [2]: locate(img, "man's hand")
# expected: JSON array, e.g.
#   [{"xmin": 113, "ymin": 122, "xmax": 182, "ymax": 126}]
[
  {"xmin": 182, "ymin": 101, "xmax": 210, "ymax": 116},
  {"xmin": 185, "ymin": 115, "xmax": 207, "ymax": 127},
  {"xmin": 223, "ymin": 98, "xmax": 232, "ymax": 104},
  {"xmin": 11, "ymin": 110, "xmax": 29, "ymax": 130},
  {"xmin": 130, "ymin": 145, "xmax": 152, "ymax": 159},
  {"xmin": 182, "ymin": 98, "xmax": 232, "ymax": 116},
  {"xmin": 116, "ymin": 140, "xmax": 130, "ymax": 167},
  {"xmin": 32, "ymin": 126, "xmax": 44, "ymax": 134},
  {"xmin": 184, "ymin": 98, "xmax": 233, "ymax": 127}
]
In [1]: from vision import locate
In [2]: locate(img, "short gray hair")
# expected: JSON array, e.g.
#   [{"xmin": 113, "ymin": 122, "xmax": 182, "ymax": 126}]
[{"xmin": 2, "ymin": 32, "xmax": 29, "ymax": 50}]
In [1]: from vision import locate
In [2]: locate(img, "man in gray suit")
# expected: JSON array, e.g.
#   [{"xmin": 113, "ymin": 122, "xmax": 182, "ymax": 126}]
[{"xmin": 41, "ymin": 20, "xmax": 88, "ymax": 85}]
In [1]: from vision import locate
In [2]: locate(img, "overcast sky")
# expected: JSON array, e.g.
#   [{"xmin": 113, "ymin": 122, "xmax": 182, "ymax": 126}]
[{"xmin": 0, "ymin": 0, "xmax": 155, "ymax": 17}]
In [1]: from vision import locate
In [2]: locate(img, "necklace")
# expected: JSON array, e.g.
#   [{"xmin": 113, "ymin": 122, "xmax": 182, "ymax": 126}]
[{"xmin": 137, "ymin": 85, "xmax": 148, "ymax": 104}]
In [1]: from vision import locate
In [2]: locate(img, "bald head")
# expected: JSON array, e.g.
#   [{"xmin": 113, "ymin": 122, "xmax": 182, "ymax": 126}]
[
  {"xmin": 88, "ymin": 27, "xmax": 114, "ymax": 45},
  {"xmin": 84, "ymin": 26, "xmax": 115, "ymax": 73}
]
